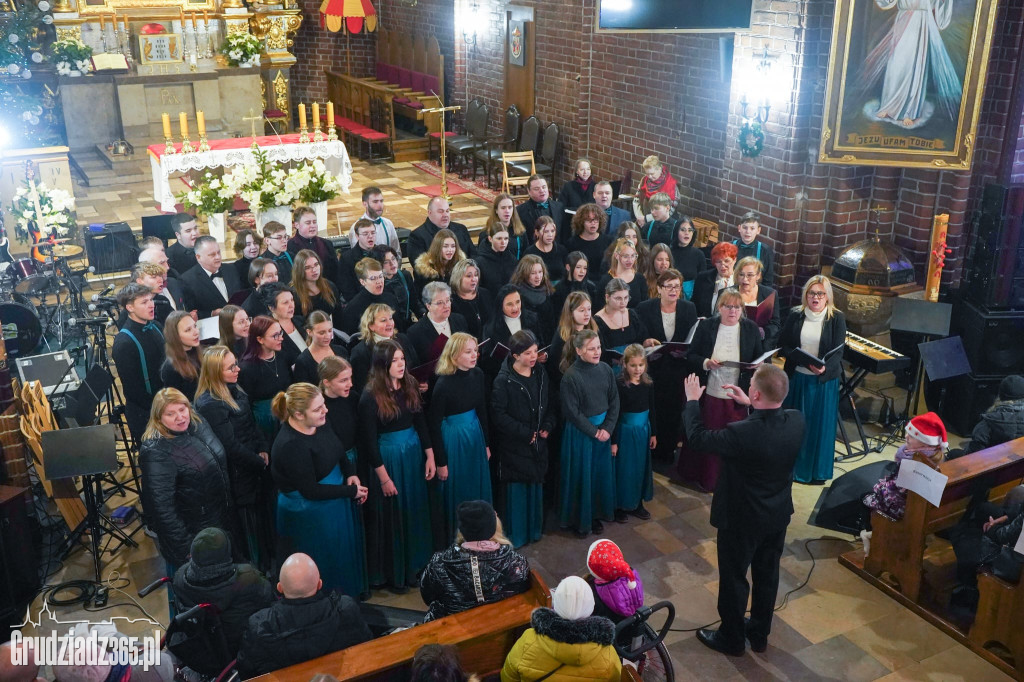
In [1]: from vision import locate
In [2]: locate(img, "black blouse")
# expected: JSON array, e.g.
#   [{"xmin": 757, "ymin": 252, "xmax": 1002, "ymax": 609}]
[
  {"xmin": 524, "ymin": 243, "xmax": 568, "ymax": 283},
  {"xmin": 566, "ymin": 234, "xmax": 612, "ymax": 283},
  {"xmin": 159, "ymin": 356, "xmax": 199, "ymax": 402},
  {"xmin": 451, "ymin": 287, "xmax": 495, "ymax": 341},
  {"xmin": 615, "ymin": 381, "xmax": 658, "ymax": 437},
  {"xmin": 595, "ymin": 309, "xmax": 650, "ymax": 351},
  {"xmin": 272, "ymin": 422, "xmax": 357, "ymax": 499},
  {"xmin": 323, "ymin": 392, "xmax": 359, "ymax": 452},
  {"xmin": 291, "ymin": 345, "xmax": 348, "ymax": 386},
  {"xmin": 238, "ymin": 352, "xmax": 293, "ymax": 402},
  {"xmin": 427, "ymin": 368, "xmax": 490, "ymax": 467},
  {"xmin": 357, "ymin": 388, "xmax": 432, "ymax": 469}
]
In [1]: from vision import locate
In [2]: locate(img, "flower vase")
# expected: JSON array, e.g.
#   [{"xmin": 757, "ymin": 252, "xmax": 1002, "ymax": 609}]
[
  {"xmin": 68, "ymin": 70, "xmax": 82, "ymax": 77},
  {"xmin": 206, "ymin": 212, "xmax": 226, "ymax": 242},
  {"xmin": 311, "ymin": 201, "xmax": 328, "ymax": 230},
  {"xmin": 257, "ymin": 205, "xmax": 293, "ymax": 231}
]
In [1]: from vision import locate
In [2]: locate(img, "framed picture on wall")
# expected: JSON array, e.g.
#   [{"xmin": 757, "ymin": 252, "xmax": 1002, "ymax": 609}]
[
  {"xmin": 819, "ymin": 0, "xmax": 998, "ymax": 170},
  {"xmin": 509, "ymin": 20, "xmax": 525, "ymax": 66}
]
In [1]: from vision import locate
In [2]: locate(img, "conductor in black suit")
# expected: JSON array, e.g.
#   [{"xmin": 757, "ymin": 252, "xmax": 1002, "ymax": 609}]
[
  {"xmin": 180, "ymin": 236, "xmax": 243, "ymax": 318},
  {"xmin": 682, "ymin": 365, "xmax": 805, "ymax": 657}
]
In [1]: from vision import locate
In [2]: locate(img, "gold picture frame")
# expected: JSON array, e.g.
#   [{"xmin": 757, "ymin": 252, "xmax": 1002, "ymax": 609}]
[
  {"xmin": 819, "ymin": 0, "xmax": 998, "ymax": 170},
  {"xmin": 138, "ymin": 33, "xmax": 183, "ymax": 64},
  {"xmin": 79, "ymin": 0, "xmax": 215, "ymax": 15}
]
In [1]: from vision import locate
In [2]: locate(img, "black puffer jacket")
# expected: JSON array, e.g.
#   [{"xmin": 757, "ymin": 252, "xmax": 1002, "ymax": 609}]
[
  {"xmin": 236, "ymin": 590, "xmax": 372, "ymax": 678},
  {"xmin": 139, "ymin": 420, "xmax": 232, "ymax": 567},
  {"xmin": 195, "ymin": 385, "xmax": 268, "ymax": 507},
  {"xmin": 967, "ymin": 399, "xmax": 1024, "ymax": 455},
  {"xmin": 419, "ymin": 544, "xmax": 531, "ymax": 622},
  {"xmin": 492, "ymin": 356, "xmax": 555, "ymax": 483},
  {"xmin": 172, "ymin": 563, "xmax": 274, "ymax": 655}
]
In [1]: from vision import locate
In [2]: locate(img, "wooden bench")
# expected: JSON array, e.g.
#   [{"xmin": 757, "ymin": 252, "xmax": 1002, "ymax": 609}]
[
  {"xmin": 365, "ymin": 30, "xmax": 444, "ymax": 133},
  {"xmin": 971, "ymin": 570, "xmax": 1024, "ymax": 672},
  {"xmin": 861, "ymin": 439, "xmax": 1024, "ymax": 603},
  {"xmin": 251, "ymin": 570, "xmax": 551, "ymax": 681}
]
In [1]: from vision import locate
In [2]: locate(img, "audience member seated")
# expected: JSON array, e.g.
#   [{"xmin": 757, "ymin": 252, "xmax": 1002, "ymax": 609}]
[
  {"xmin": 339, "ymin": 219, "xmax": 380, "ymax": 301},
  {"xmin": 260, "ymin": 221, "xmax": 294, "ymax": 284},
  {"xmin": 236, "ymin": 553, "xmax": 372, "ymax": 679},
  {"xmin": 139, "ymin": 388, "xmax": 231, "ymax": 571},
  {"xmin": 419, "ymin": 500, "xmax": 531, "ymax": 622},
  {"xmin": 408, "ymin": 196, "xmax": 476, "ymax": 265},
  {"xmin": 288, "ymin": 206, "xmax": 339, "ymax": 286},
  {"xmin": 516, "ymin": 176, "xmax": 565, "ymax": 244},
  {"xmin": 410, "ymin": 644, "xmax": 480, "ymax": 682},
  {"xmin": 233, "ymin": 229, "xmax": 264, "ymax": 293},
  {"xmin": 172, "ymin": 527, "xmax": 274, "ymax": 655},
  {"xmin": 501, "ymin": 575, "xmax": 621, "ymax": 682},
  {"xmin": 181, "ymin": 235, "xmax": 244, "ymax": 318},
  {"xmin": 964, "ymin": 375, "xmax": 1024, "ymax": 455},
  {"xmin": 167, "ymin": 212, "xmax": 200, "ymax": 275},
  {"xmin": 585, "ymin": 539, "xmax": 645, "ymax": 623},
  {"xmin": 949, "ymin": 485, "xmax": 1024, "ymax": 613},
  {"xmin": 241, "ymin": 258, "xmax": 279, "ymax": 319}
]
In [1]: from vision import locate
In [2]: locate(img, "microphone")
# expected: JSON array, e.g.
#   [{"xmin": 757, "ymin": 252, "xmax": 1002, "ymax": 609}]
[
  {"xmin": 92, "ymin": 285, "xmax": 115, "ymax": 301},
  {"xmin": 90, "ymin": 296, "xmax": 118, "ymax": 305},
  {"xmin": 68, "ymin": 316, "xmax": 114, "ymax": 327}
]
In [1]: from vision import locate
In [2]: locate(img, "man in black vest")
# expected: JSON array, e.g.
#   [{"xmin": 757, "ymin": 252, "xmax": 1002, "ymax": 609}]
[
  {"xmin": 111, "ymin": 283, "xmax": 165, "ymax": 442},
  {"xmin": 166, "ymin": 213, "xmax": 200, "ymax": 275},
  {"xmin": 682, "ymin": 365, "xmax": 805, "ymax": 656},
  {"xmin": 516, "ymin": 175, "xmax": 565, "ymax": 243},
  {"xmin": 406, "ymin": 196, "xmax": 475, "ymax": 265},
  {"xmin": 180, "ymin": 235, "xmax": 243, "ymax": 318}
]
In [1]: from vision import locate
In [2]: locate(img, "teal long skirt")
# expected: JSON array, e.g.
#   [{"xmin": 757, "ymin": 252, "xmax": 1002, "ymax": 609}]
[
  {"xmin": 252, "ymin": 398, "xmax": 278, "ymax": 442},
  {"xmin": 440, "ymin": 410, "xmax": 492, "ymax": 542},
  {"xmin": 683, "ymin": 280, "xmax": 696, "ymax": 300},
  {"xmin": 365, "ymin": 427, "xmax": 433, "ymax": 588},
  {"xmin": 785, "ymin": 372, "xmax": 840, "ymax": 483},
  {"xmin": 276, "ymin": 463, "xmax": 367, "ymax": 600},
  {"xmin": 560, "ymin": 412, "xmax": 615, "ymax": 531},
  {"xmin": 614, "ymin": 410, "xmax": 654, "ymax": 510},
  {"xmin": 504, "ymin": 481, "xmax": 543, "ymax": 548}
]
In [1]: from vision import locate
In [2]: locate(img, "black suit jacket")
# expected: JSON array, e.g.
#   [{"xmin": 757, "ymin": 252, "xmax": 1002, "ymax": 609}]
[
  {"xmin": 167, "ymin": 241, "xmax": 197, "ymax": 276},
  {"xmin": 683, "ymin": 402, "xmax": 805, "ymax": 531},
  {"xmin": 337, "ymin": 245, "xmax": 376, "ymax": 301},
  {"xmin": 779, "ymin": 309, "xmax": 847, "ymax": 383},
  {"xmin": 180, "ymin": 265, "xmax": 243, "ymax": 318},
  {"xmin": 516, "ymin": 199, "xmax": 566, "ymax": 243},
  {"xmin": 406, "ymin": 313, "xmax": 469, "ymax": 364},
  {"xmin": 687, "ymin": 316, "xmax": 763, "ymax": 392},
  {"xmin": 690, "ymin": 269, "xmax": 721, "ymax": 318},
  {"xmin": 155, "ymin": 279, "xmax": 189, "ymax": 324},
  {"xmin": 636, "ymin": 298, "xmax": 698, "ymax": 344},
  {"xmin": 406, "ymin": 219, "xmax": 475, "ymax": 266}
]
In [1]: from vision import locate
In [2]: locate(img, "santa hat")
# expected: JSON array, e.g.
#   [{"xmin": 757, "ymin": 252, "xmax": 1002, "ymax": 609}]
[
  {"xmin": 587, "ymin": 539, "xmax": 637, "ymax": 588},
  {"xmin": 907, "ymin": 412, "xmax": 948, "ymax": 450}
]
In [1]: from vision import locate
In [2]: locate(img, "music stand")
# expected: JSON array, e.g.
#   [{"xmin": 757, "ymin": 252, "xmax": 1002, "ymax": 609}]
[
  {"xmin": 43, "ymin": 424, "xmax": 139, "ymax": 583},
  {"xmin": 919, "ymin": 336, "xmax": 972, "ymax": 425}
]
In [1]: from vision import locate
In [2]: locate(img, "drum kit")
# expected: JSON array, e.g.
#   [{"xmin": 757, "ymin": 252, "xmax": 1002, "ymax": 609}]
[{"xmin": 0, "ymin": 238, "xmax": 89, "ymax": 358}]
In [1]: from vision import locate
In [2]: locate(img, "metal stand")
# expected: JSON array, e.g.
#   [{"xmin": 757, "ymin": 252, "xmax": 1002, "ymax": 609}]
[
  {"xmin": 835, "ymin": 366, "xmax": 877, "ymax": 461},
  {"xmin": 58, "ymin": 472, "xmax": 139, "ymax": 582}
]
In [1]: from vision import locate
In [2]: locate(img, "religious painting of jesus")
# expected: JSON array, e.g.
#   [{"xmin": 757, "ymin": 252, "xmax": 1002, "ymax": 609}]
[{"xmin": 819, "ymin": 0, "xmax": 998, "ymax": 169}]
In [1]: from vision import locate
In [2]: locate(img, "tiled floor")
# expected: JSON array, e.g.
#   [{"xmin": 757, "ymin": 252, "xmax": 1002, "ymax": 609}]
[{"xmin": 15, "ymin": 160, "xmax": 1011, "ymax": 681}]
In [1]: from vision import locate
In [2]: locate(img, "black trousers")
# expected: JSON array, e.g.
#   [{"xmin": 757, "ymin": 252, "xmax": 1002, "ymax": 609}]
[{"xmin": 716, "ymin": 525, "xmax": 787, "ymax": 645}]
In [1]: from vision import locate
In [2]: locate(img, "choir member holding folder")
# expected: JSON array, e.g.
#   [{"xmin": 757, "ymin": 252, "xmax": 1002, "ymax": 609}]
[
  {"xmin": 677, "ymin": 288, "xmax": 764, "ymax": 491},
  {"xmin": 735, "ymin": 257, "xmax": 781, "ymax": 349},
  {"xmin": 636, "ymin": 269, "xmax": 698, "ymax": 463},
  {"xmin": 779, "ymin": 275, "xmax": 847, "ymax": 484}
]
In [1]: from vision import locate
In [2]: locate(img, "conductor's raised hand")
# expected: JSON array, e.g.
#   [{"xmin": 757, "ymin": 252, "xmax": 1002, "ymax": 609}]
[
  {"xmin": 721, "ymin": 383, "xmax": 751, "ymax": 406},
  {"xmin": 684, "ymin": 374, "xmax": 705, "ymax": 401}
]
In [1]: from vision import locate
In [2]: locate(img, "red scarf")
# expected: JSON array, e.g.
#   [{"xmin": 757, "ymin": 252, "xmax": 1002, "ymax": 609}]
[
  {"xmin": 575, "ymin": 174, "xmax": 593, "ymax": 193},
  {"xmin": 639, "ymin": 168, "xmax": 678, "ymax": 201}
]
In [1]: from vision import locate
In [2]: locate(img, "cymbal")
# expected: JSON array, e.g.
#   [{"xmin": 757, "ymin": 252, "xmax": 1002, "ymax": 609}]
[
  {"xmin": 50, "ymin": 244, "xmax": 84, "ymax": 258},
  {"xmin": 33, "ymin": 238, "xmax": 71, "ymax": 250}
]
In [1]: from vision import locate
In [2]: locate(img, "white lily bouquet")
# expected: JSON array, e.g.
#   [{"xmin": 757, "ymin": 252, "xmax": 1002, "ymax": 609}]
[
  {"xmin": 221, "ymin": 33, "xmax": 261, "ymax": 68},
  {"xmin": 10, "ymin": 180, "xmax": 76, "ymax": 239}
]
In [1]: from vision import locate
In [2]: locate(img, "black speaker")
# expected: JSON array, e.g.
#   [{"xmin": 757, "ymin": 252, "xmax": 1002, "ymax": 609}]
[
  {"xmin": 141, "ymin": 214, "xmax": 176, "ymax": 244},
  {"xmin": 965, "ymin": 184, "xmax": 1024, "ymax": 310},
  {"xmin": 809, "ymin": 461, "xmax": 893, "ymax": 535},
  {"xmin": 954, "ymin": 299, "xmax": 1024, "ymax": 376},
  {"xmin": 0, "ymin": 486, "xmax": 40, "ymax": 634},
  {"xmin": 935, "ymin": 372, "xmax": 1004, "ymax": 437},
  {"xmin": 85, "ymin": 222, "xmax": 139, "ymax": 274}
]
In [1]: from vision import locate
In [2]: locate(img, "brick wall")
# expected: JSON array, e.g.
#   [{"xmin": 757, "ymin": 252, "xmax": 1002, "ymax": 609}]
[
  {"xmin": 1012, "ymin": 112, "xmax": 1024, "ymax": 183},
  {"xmin": 313, "ymin": 0, "xmax": 1024, "ymax": 302},
  {"xmin": 290, "ymin": 0, "xmax": 378, "ymax": 107}
]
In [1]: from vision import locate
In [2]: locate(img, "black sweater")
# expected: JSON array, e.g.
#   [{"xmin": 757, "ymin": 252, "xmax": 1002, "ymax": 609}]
[
  {"xmin": 427, "ymin": 368, "xmax": 489, "ymax": 467},
  {"xmin": 272, "ymin": 422, "xmax": 357, "ymax": 499},
  {"xmin": 238, "ymin": 353, "xmax": 293, "ymax": 402},
  {"xmin": 324, "ymin": 393, "xmax": 360, "ymax": 452},
  {"xmin": 560, "ymin": 358, "xmax": 620, "ymax": 437},
  {"xmin": 613, "ymin": 381, "xmax": 657, "ymax": 442},
  {"xmin": 357, "ymin": 389, "xmax": 431, "ymax": 469},
  {"xmin": 566, "ymin": 234, "xmax": 612, "ymax": 283},
  {"xmin": 451, "ymin": 287, "xmax": 495, "ymax": 341}
]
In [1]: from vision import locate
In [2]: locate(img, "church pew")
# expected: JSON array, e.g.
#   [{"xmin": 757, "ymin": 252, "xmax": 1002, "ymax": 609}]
[
  {"xmin": 862, "ymin": 437, "xmax": 1024, "ymax": 603},
  {"xmin": 326, "ymin": 73, "xmax": 397, "ymax": 157},
  {"xmin": 363, "ymin": 30, "xmax": 444, "ymax": 132},
  {"xmin": 251, "ymin": 570, "xmax": 551, "ymax": 681},
  {"xmin": 970, "ymin": 570, "xmax": 1024, "ymax": 674}
]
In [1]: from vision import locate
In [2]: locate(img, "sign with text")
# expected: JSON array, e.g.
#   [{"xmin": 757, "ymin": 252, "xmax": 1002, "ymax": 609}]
[
  {"xmin": 895, "ymin": 458, "xmax": 948, "ymax": 508},
  {"xmin": 138, "ymin": 34, "xmax": 183, "ymax": 65}
]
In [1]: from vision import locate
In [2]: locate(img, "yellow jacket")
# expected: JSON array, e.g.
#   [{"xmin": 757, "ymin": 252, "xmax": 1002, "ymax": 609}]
[{"xmin": 501, "ymin": 608, "xmax": 621, "ymax": 682}]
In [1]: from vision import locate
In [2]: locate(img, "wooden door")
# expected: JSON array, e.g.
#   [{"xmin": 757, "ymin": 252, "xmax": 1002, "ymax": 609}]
[{"xmin": 504, "ymin": 7, "xmax": 535, "ymax": 119}]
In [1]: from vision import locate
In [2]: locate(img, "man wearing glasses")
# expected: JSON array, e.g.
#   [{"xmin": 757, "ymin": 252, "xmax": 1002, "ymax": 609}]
[
  {"xmin": 339, "ymin": 257, "xmax": 400, "ymax": 335},
  {"xmin": 260, "ymin": 221, "xmax": 294, "ymax": 284},
  {"xmin": 349, "ymin": 186, "xmax": 401, "ymax": 259},
  {"xmin": 338, "ymin": 219, "xmax": 379, "ymax": 301}
]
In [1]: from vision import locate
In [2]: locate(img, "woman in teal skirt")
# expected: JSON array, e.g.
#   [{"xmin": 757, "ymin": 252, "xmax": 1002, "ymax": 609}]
[
  {"xmin": 358, "ymin": 339, "xmax": 437, "ymax": 590},
  {"xmin": 318, "ymin": 355, "xmax": 369, "ymax": 599},
  {"xmin": 429, "ymin": 332, "xmax": 492, "ymax": 543},
  {"xmin": 270, "ymin": 382, "xmax": 369, "ymax": 599},
  {"xmin": 238, "ymin": 316, "xmax": 293, "ymax": 443},
  {"xmin": 492, "ymin": 330, "xmax": 556, "ymax": 548},
  {"xmin": 612, "ymin": 344, "xmax": 656, "ymax": 522},
  {"xmin": 779, "ymin": 275, "xmax": 847, "ymax": 484},
  {"xmin": 559, "ymin": 329, "xmax": 620, "ymax": 538}
]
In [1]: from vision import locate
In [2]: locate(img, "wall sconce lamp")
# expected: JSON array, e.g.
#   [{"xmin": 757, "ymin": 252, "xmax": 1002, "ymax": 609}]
[
  {"xmin": 463, "ymin": 3, "xmax": 480, "ymax": 45},
  {"xmin": 738, "ymin": 45, "xmax": 776, "ymax": 125}
]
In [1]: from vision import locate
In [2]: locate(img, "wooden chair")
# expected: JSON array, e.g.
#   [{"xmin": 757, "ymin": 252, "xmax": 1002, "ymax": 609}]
[
  {"xmin": 472, "ymin": 104, "xmax": 520, "ymax": 186},
  {"xmin": 355, "ymin": 95, "xmax": 395, "ymax": 162},
  {"xmin": 502, "ymin": 151, "xmax": 535, "ymax": 198},
  {"xmin": 692, "ymin": 217, "xmax": 720, "ymax": 249}
]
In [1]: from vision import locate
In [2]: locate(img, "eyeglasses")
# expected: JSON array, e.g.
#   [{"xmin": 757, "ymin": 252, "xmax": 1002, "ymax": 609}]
[
  {"xmin": 679, "ymin": 227, "xmax": 695, "ymax": 233},
  {"xmin": 737, "ymin": 273, "xmax": 759, "ymax": 279},
  {"xmin": 721, "ymin": 305, "xmax": 743, "ymax": 311},
  {"xmin": 269, "ymin": 331, "xmax": 285, "ymax": 339},
  {"xmin": 659, "ymin": 283, "xmax": 682, "ymax": 290},
  {"xmin": 226, "ymin": 363, "xmax": 240, "ymax": 371},
  {"xmin": 364, "ymin": 274, "xmax": 385, "ymax": 282},
  {"xmin": 268, "ymin": 234, "xmax": 287, "ymax": 241},
  {"xmin": 431, "ymin": 298, "xmax": 452, "ymax": 306},
  {"xmin": 807, "ymin": 292, "xmax": 828, "ymax": 299}
]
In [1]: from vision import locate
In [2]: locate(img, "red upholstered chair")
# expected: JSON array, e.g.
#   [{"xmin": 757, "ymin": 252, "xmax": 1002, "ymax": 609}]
[
  {"xmin": 354, "ymin": 95, "xmax": 394, "ymax": 162},
  {"xmin": 264, "ymin": 108, "xmax": 289, "ymax": 134}
]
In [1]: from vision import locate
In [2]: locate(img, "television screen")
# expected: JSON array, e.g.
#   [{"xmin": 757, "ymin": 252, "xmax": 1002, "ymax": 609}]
[{"xmin": 598, "ymin": 0, "xmax": 753, "ymax": 32}]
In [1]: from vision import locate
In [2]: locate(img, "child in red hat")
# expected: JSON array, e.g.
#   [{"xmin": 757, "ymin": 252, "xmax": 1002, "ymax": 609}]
[
  {"xmin": 585, "ymin": 539, "xmax": 645, "ymax": 620},
  {"xmin": 861, "ymin": 412, "xmax": 948, "ymax": 550}
]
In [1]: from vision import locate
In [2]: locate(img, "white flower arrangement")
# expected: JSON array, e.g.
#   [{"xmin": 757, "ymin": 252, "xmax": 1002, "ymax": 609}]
[
  {"xmin": 290, "ymin": 161, "xmax": 342, "ymax": 204},
  {"xmin": 9, "ymin": 181, "xmax": 76, "ymax": 238},
  {"xmin": 49, "ymin": 37, "xmax": 92, "ymax": 73},
  {"xmin": 176, "ymin": 172, "xmax": 235, "ymax": 215},
  {"xmin": 220, "ymin": 33, "xmax": 261, "ymax": 68}
]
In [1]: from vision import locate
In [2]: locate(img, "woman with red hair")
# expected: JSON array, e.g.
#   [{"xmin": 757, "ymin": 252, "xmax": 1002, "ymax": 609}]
[{"xmin": 691, "ymin": 241, "xmax": 738, "ymax": 317}]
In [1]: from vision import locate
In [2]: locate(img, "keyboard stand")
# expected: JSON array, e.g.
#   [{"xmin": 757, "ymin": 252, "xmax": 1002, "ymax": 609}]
[{"xmin": 835, "ymin": 366, "xmax": 877, "ymax": 461}]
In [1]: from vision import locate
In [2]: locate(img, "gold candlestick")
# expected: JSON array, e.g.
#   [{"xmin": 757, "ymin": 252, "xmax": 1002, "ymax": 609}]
[
  {"xmin": 164, "ymin": 136, "xmax": 177, "ymax": 155},
  {"xmin": 181, "ymin": 135, "xmax": 195, "ymax": 153},
  {"xmin": 327, "ymin": 125, "xmax": 338, "ymax": 142},
  {"xmin": 313, "ymin": 126, "xmax": 324, "ymax": 143},
  {"xmin": 298, "ymin": 125, "xmax": 310, "ymax": 143},
  {"xmin": 197, "ymin": 134, "xmax": 210, "ymax": 152}
]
